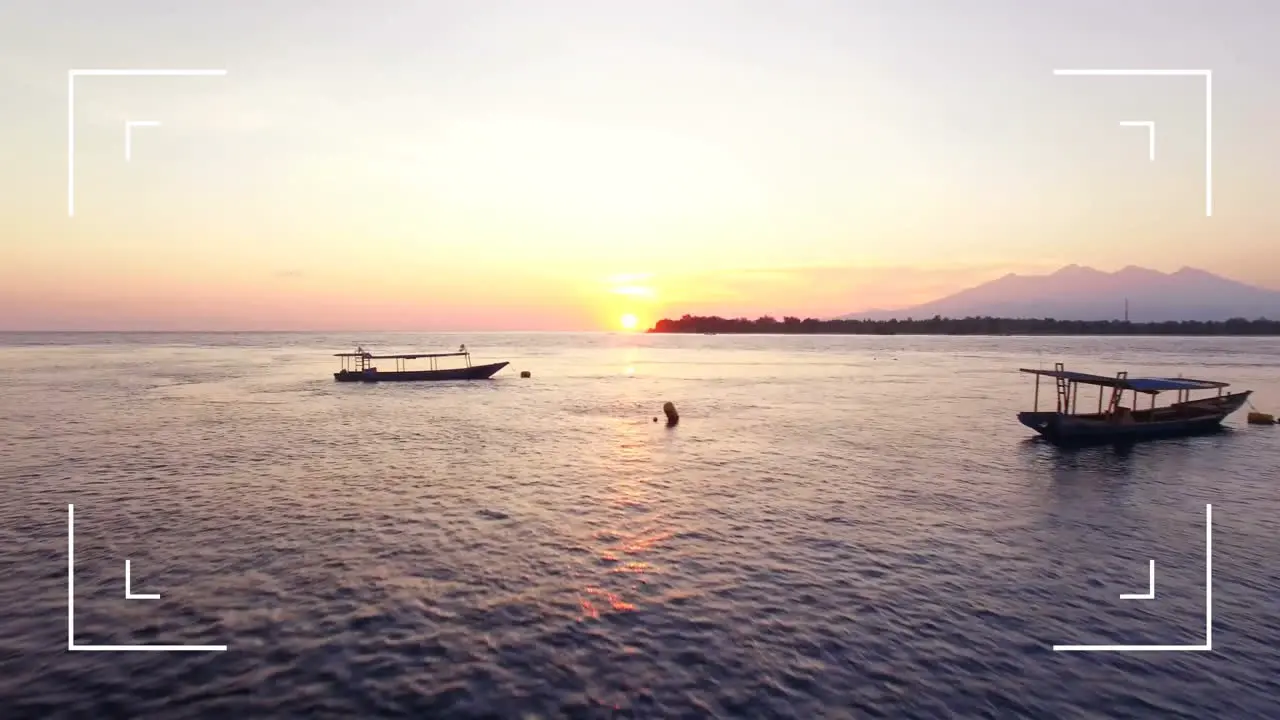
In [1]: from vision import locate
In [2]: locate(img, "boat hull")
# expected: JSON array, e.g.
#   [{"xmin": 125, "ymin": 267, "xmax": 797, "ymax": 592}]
[
  {"xmin": 1018, "ymin": 390, "xmax": 1252, "ymax": 446},
  {"xmin": 334, "ymin": 361, "xmax": 509, "ymax": 382}
]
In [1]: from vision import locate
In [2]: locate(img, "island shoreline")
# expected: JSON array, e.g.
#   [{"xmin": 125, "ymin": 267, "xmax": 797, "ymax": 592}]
[{"xmin": 648, "ymin": 315, "xmax": 1280, "ymax": 336}]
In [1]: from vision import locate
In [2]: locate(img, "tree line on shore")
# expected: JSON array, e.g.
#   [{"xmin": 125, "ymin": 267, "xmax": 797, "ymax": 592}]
[{"xmin": 647, "ymin": 314, "xmax": 1280, "ymax": 335}]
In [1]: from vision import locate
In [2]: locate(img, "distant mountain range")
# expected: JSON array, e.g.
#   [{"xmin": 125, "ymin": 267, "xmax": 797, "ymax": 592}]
[{"xmin": 842, "ymin": 266, "xmax": 1280, "ymax": 322}]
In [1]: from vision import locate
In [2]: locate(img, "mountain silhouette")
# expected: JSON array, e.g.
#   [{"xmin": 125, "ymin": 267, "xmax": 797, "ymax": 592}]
[{"xmin": 843, "ymin": 266, "xmax": 1280, "ymax": 322}]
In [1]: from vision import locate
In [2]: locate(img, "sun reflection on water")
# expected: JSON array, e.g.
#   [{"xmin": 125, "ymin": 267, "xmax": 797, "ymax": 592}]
[{"xmin": 576, "ymin": 415, "xmax": 676, "ymax": 621}]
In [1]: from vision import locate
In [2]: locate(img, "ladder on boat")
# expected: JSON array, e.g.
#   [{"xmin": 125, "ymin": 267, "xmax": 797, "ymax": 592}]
[
  {"xmin": 1053, "ymin": 362, "xmax": 1069, "ymax": 412},
  {"xmin": 1106, "ymin": 370, "xmax": 1129, "ymax": 413}
]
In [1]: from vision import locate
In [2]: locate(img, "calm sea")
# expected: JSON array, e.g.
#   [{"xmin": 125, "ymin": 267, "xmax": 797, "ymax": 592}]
[{"xmin": 2, "ymin": 332, "xmax": 1279, "ymax": 719}]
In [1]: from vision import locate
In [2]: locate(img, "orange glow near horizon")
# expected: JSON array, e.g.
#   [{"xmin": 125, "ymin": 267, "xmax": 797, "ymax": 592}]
[
  {"xmin": 0, "ymin": 260, "xmax": 1071, "ymax": 331},
  {"xmin": 5, "ymin": 249, "xmax": 1275, "ymax": 331}
]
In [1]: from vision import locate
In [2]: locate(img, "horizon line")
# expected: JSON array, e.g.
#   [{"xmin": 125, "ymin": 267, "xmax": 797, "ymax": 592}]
[
  {"xmin": 0, "ymin": 329, "xmax": 645, "ymax": 334},
  {"xmin": 6, "ymin": 314, "xmax": 1280, "ymax": 335}
]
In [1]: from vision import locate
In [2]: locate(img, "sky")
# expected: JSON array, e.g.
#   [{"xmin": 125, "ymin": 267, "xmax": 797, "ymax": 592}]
[{"xmin": 1, "ymin": 0, "xmax": 1278, "ymax": 330}]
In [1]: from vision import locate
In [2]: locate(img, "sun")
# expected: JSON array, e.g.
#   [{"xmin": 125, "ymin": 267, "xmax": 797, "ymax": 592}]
[{"xmin": 620, "ymin": 313, "xmax": 638, "ymax": 330}]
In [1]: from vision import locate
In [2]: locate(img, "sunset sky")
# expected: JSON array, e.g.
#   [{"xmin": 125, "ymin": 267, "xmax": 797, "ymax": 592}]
[{"xmin": 1, "ymin": 0, "xmax": 1278, "ymax": 330}]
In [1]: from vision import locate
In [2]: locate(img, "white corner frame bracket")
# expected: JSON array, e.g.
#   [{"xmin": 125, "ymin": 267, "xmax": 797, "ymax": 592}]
[
  {"xmin": 1117, "ymin": 121, "xmax": 1156, "ymax": 162},
  {"xmin": 1053, "ymin": 69, "xmax": 1212, "ymax": 216},
  {"xmin": 124, "ymin": 120, "xmax": 162, "ymax": 162},
  {"xmin": 68, "ymin": 68, "xmax": 227, "ymax": 216},
  {"xmin": 1052, "ymin": 504, "xmax": 1212, "ymax": 652},
  {"xmin": 1119, "ymin": 559, "xmax": 1156, "ymax": 600},
  {"xmin": 67, "ymin": 504, "xmax": 228, "ymax": 651}
]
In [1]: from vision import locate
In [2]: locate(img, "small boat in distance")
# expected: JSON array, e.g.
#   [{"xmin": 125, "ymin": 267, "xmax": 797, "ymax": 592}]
[
  {"xmin": 1018, "ymin": 363, "xmax": 1251, "ymax": 446},
  {"xmin": 334, "ymin": 345, "xmax": 509, "ymax": 382}
]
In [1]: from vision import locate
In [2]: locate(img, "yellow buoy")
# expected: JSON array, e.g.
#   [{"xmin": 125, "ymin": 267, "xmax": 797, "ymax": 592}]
[{"xmin": 1247, "ymin": 411, "xmax": 1275, "ymax": 425}]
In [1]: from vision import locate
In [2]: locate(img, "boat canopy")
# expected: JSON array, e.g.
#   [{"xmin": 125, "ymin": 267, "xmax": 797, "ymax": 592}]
[
  {"xmin": 1019, "ymin": 368, "xmax": 1229, "ymax": 393},
  {"xmin": 1128, "ymin": 377, "xmax": 1230, "ymax": 392},
  {"xmin": 334, "ymin": 351, "xmax": 468, "ymax": 359}
]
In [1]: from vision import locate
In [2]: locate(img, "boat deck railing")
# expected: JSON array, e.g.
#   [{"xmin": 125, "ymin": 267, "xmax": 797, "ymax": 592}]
[
  {"xmin": 1024, "ymin": 363, "xmax": 1230, "ymax": 415},
  {"xmin": 335, "ymin": 348, "xmax": 474, "ymax": 372}
]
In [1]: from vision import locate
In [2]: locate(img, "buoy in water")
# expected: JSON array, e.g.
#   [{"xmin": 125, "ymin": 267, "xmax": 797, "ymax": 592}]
[
  {"xmin": 520, "ymin": 370, "xmax": 531, "ymax": 378},
  {"xmin": 1247, "ymin": 411, "xmax": 1275, "ymax": 425},
  {"xmin": 663, "ymin": 401, "xmax": 679, "ymax": 427}
]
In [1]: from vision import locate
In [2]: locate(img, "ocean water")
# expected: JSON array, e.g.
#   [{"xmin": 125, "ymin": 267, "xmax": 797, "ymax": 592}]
[{"xmin": 1, "ymin": 332, "xmax": 1279, "ymax": 719}]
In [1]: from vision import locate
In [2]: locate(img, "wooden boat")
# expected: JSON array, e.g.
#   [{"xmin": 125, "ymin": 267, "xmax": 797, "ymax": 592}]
[
  {"xmin": 333, "ymin": 345, "xmax": 508, "ymax": 382},
  {"xmin": 1018, "ymin": 362, "xmax": 1251, "ymax": 445}
]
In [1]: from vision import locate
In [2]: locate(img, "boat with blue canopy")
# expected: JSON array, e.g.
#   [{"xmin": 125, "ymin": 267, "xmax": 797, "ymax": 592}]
[{"xmin": 1018, "ymin": 362, "xmax": 1251, "ymax": 445}]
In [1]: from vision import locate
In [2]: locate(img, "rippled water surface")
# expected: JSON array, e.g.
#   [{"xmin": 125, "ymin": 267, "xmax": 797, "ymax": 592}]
[{"xmin": 2, "ymin": 332, "xmax": 1280, "ymax": 718}]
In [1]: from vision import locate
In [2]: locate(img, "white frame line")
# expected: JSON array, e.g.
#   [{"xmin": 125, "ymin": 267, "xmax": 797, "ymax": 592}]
[
  {"xmin": 1053, "ymin": 69, "xmax": 1212, "ymax": 216},
  {"xmin": 1118, "ymin": 121, "xmax": 1156, "ymax": 161},
  {"xmin": 67, "ymin": 504, "xmax": 228, "ymax": 652},
  {"xmin": 124, "ymin": 120, "xmax": 162, "ymax": 162},
  {"xmin": 1053, "ymin": 504, "xmax": 1212, "ymax": 652},
  {"xmin": 124, "ymin": 560, "xmax": 160, "ymax": 600},
  {"xmin": 68, "ymin": 69, "xmax": 227, "ymax": 216},
  {"xmin": 1119, "ymin": 559, "xmax": 1156, "ymax": 600}
]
